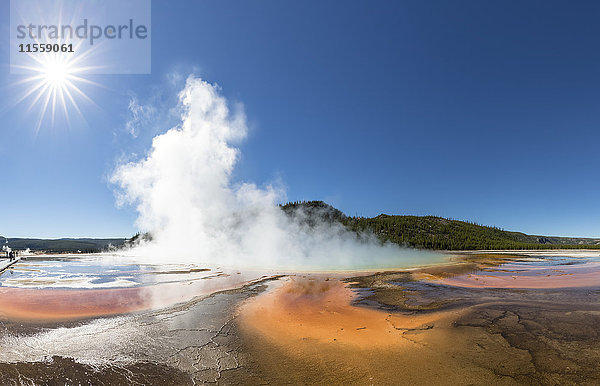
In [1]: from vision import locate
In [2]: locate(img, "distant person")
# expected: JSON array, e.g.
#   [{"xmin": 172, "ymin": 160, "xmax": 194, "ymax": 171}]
[{"xmin": 8, "ymin": 251, "xmax": 13, "ymax": 261}]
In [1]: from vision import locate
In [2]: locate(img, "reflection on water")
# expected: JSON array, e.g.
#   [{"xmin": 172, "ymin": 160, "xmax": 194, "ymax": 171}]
[
  {"xmin": 437, "ymin": 253, "xmax": 600, "ymax": 289},
  {"xmin": 1, "ymin": 256, "xmax": 217, "ymax": 289},
  {"xmin": 1, "ymin": 252, "xmax": 598, "ymax": 322},
  {"xmin": 0, "ymin": 252, "xmax": 599, "ymax": 384},
  {"xmin": 0, "ymin": 249, "xmax": 451, "ymax": 322},
  {"xmin": 0, "ymin": 254, "xmax": 264, "ymax": 321}
]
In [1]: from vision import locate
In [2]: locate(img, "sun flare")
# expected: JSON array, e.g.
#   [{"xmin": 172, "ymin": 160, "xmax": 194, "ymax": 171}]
[
  {"xmin": 12, "ymin": 48, "xmax": 101, "ymax": 133},
  {"xmin": 44, "ymin": 59, "xmax": 69, "ymax": 86}
]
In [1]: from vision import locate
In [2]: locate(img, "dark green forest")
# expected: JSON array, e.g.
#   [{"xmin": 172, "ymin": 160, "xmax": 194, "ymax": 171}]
[
  {"xmin": 282, "ymin": 201, "xmax": 600, "ymax": 250},
  {"xmin": 0, "ymin": 237, "xmax": 126, "ymax": 253}
]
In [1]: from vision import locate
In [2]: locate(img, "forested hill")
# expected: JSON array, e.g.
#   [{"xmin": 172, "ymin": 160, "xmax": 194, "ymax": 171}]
[
  {"xmin": 281, "ymin": 201, "xmax": 600, "ymax": 250},
  {"xmin": 0, "ymin": 237, "xmax": 126, "ymax": 253}
]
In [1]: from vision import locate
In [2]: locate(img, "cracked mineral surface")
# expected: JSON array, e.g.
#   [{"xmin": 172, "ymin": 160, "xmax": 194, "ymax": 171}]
[
  {"xmin": 0, "ymin": 280, "xmax": 278, "ymax": 385},
  {"xmin": 0, "ymin": 253, "xmax": 599, "ymax": 385},
  {"xmin": 237, "ymin": 254, "xmax": 600, "ymax": 385}
]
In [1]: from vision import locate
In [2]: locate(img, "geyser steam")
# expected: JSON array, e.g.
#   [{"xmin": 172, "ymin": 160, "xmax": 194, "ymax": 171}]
[{"xmin": 112, "ymin": 76, "xmax": 442, "ymax": 270}]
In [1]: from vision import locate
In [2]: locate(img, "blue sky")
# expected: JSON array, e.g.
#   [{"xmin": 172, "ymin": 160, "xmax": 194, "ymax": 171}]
[{"xmin": 1, "ymin": 0, "xmax": 599, "ymax": 238}]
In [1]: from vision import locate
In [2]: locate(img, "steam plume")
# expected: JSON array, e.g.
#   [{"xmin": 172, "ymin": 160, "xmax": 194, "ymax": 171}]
[{"xmin": 112, "ymin": 76, "xmax": 442, "ymax": 270}]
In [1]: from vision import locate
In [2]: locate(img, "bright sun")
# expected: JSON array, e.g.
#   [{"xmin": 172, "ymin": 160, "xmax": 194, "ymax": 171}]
[
  {"xmin": 44, "ymin": 60, "xmax": 69, "ymax": 86},
  {"xmin": 12, "ymin": 49, "xmax": 99, "ymax": 133}
]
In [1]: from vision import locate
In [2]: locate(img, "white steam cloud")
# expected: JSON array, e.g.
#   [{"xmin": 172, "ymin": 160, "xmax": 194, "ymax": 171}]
[
  {"xmin": 125, "ymin": 96, "xmax": 156, "ymax": 138},
  {"xmin": 112, "ymin": 76, "xmax": 443, "ymax": 270}
]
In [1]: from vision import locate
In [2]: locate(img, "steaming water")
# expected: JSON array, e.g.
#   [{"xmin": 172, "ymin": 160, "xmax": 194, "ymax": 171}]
[
  {"xmin": 0, "ymin": 253, "xmax": 272, "ymax": 324},
  {"xmin": 111, "ymin": 76, "xmax": 448, "ymax": 270},
  {"xmin": 0, "ymin": 250, "xmax": 448, "ymax": 292},
  {"xmin": 0, "ymin": 254, "xmax": 221, "ymax": 289},
  {"xmin": 0, "ymin": 251, "xmax": 447, "ymax": 368},
  {"xmin": 0, "ymin": 75, "xmax": 453, "ymax": 370}
]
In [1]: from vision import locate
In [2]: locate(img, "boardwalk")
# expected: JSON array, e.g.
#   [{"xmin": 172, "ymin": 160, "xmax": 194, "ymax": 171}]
[{"xmin": 0, "ymin": 257, "xmax": 20, "ymax": 272}]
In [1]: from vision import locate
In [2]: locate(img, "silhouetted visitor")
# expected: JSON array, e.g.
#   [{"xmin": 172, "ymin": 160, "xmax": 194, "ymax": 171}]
[{"xmin": 9, "ymin": 251, "xmax": 14, "ymax": 261}]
